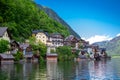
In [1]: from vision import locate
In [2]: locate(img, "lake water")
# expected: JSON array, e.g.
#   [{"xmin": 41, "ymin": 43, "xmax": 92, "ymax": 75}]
[{"xmin": 0, "ymin": 58, "xmax": 120, "ymax": 80}]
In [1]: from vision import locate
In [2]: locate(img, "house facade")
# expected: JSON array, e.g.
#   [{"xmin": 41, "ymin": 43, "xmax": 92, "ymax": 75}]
[
  {"xmin": 0, "ymin": 27, "xmax": 10, "ymax": 42},
  {"xmin": 19, "ymin": 43, "xmax": 32, "ymax": 55},
  {"xmin": 32, "ymin": 30, "xmax": 49, "ymax": 45},
  {"xmin": 10, "ymin": 40, "xmax": 20, "ymax": 54},
  {"xmin": 49, "ymin": 33, "xmax": 64, "ymax": 47},
  {"xmin": 64, "ymin": 35, "xmax": 80, "ymax": 49}
]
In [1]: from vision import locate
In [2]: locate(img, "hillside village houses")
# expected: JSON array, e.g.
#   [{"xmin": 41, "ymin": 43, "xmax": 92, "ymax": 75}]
[
  {"xmin": 64, "ymin": 35, "xmax": 80, "ymax": 49},
  {"xmin": 32, "ymin": 30, "xmax": 81, "ymax": 53},
  {"xmin": 49, "ymin": 33, "xmax": 64, "ymax": 47},
  {"xmin": 0, "ymin": 27, "xmax": 80, "ymax": 55},
  {"xmin": 32, "ymin": 30, "xmax": 81, "ymax": 61},
  {"xmin": 0, "ymin": 27, "xmax": 15, "ymax": 63},
  {"xmin": 0, "ymin": 27, "xmax": 35, "ymax": 63},
  {"xmin": 0, "ymin": 27, "xmax": 108, "ymax": 62},
  {"xmin": 32, "ymin": 30, "xmax": 80, "ymax": 48},
  {"xmin": 32, "ymin": 30, "xmax": 49, "ymax": 45},
  {"xmin": 32, "ymin": 30, "xmax": 64, "ymax": 47}
]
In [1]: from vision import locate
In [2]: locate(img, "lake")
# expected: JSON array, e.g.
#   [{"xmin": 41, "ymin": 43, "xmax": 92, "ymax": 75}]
[{"xmin": 0, "ymin": 58, "xmax": 120, "ymax": 80}]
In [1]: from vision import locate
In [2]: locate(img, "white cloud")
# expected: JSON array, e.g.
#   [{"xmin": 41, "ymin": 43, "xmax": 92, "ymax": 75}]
[
  {"xmin": 85, "ymin": 35, "xmax": 112, "ymax": 44},
  {"xmin": 116, "ymin": 33, "xmax": 120, "ymax": 37}
]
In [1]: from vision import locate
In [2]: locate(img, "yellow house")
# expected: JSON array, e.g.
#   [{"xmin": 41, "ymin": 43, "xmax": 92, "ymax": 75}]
[
  {"xmin": 0, "ymin": 27, "xmax": 10, "ymax": 42},
  {"xmin": 32, "ymin": 30, "xmax": 49, "ymax": 45}
]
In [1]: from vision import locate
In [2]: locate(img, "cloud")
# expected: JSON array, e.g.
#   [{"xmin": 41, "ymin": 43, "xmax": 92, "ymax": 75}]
[
  {"xmin": 86, "ymin": 35, "xmax": 112, "ymax": 44},
  {"xmin": 116, "ymin": 33, "xmax": 120, "ymax": 37}
]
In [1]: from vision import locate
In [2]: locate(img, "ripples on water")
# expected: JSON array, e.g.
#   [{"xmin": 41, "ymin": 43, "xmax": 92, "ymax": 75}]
[{"xmin": 0, "ymin": 58, "xmax": 120, "ymax": 80}]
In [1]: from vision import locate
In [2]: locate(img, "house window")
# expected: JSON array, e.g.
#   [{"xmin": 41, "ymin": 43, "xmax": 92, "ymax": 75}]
[{"xmin": 36, "ymin": 36, "xmax": 38, "ymax": 38}]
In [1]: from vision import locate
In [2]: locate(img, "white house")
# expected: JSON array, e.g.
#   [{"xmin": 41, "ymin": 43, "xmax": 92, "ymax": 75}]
[
  {"xmin": 32, "ymin": 30, "xmax": 49, "ymax": 45},
  {"xmin": 49, "ymin": 33, "xmax": 64, "ymax": 47},
  {"xmin": 0, "ymin": 27, "xmax": 10, "ymax": 42}
]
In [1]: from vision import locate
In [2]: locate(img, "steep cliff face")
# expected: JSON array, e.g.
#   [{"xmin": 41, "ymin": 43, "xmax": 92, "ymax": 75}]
[{"xmin": 37, "ymin": 4, "xmax": 81, "ymax": 39}]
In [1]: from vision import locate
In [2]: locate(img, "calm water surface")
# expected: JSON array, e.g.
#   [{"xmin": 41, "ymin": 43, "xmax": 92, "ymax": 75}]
[{"xmin": 0, "ymin": 58, "xmax": 120, "ymax": 80}]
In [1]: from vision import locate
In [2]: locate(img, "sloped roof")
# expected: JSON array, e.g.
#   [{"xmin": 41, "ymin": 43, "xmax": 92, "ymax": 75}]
[
  {"xmin": 19, "ymin": 43, "xmax": 30, "ymax": 49},
  {"xmin": 24, "ymin": 54, "xmax": 33, "ymax": 58},
  {"xmin": 47, "ymin": 53, "xmax": 58, "ymax": 56},
  {"xmin": 32, "ymin": 30, "xmax": 43, "ymax": 34},
  {"xmin": 32, "ymin": 30, "xmax": 49, "ymax": 37},
  {"xmin": 50, "ymin": 33, "xmax": 63, "ymax": 38},
  {"xmin": 0, "ymin": 54, "xmax": 14, "ymax": 59},
  {"xmin": 10, "ymin": 40, "xmax": 20, "ymax": 46},
  {"xmin": 0, "ymin": 27, "xmax": 8, "ymax": 37},
  {"xmin": 65, "ymin": 35, "xmax": 74, "ymax": 41},
  {"xmin": 65, "ymin": 35, "xmax": 77, "ymax": 41}
]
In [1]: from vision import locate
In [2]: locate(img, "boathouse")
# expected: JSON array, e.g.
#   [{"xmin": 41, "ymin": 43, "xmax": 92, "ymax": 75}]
[
  {"xmin": 24, "ymin": 54, "xmax": 34, "ymax": 62},
  {"xmin": 46, "ymin": 54, "xmax": 58, "ymax": 62},
  {"xmin": 0, "ymin": 54, "xmax": 14, "ymax": 64}
]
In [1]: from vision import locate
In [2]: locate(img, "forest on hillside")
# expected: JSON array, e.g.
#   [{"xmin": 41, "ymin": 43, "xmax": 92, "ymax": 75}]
[{"xmin": 0, "ymin": 0, "xmax": 70, "ymax": 41}]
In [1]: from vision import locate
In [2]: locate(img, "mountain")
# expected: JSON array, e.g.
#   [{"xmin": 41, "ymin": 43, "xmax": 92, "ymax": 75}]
[
  {"xmin": 93, "ymin": 41, "xmax": 108, "ymax": 48},
  {"xmin": 93, "ymin": 36, "xmax": 120, "ymax": 56},
  {"xmin": 0, "ymin": 0, "xmax": 79, "ymax": 41},
  {"xmin": 37, "ymin": 4, "xmax": 80, "ymax": 39}
]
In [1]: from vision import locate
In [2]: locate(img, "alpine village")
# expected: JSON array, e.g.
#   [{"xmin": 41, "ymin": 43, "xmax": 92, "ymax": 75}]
[
  {"xmin": 0, "ymin": 26, "xmax": 110, "ymax": 63},
  {"xmin": 0, "ymin": 0, "xmax": 110, "ymax": 64}
]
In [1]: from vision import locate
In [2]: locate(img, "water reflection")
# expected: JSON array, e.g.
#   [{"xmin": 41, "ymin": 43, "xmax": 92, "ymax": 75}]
[
  {"xmin": 89, "ymin": 60, "xmax": 114, "ymax": 80},
  {"xmin": 47, "ymin": 61, "xmax": 63, "ymax": 80},
  {"xmin": 0, "ymin": 59, "xmax": 120, "ymax": 80},
  {"xmin": 75, "ymin": 59, "xmax": 90, "ymax": 80},
  {"xmin": 0, "ymin": 62, "xmax": 41, "ymax": 80}
]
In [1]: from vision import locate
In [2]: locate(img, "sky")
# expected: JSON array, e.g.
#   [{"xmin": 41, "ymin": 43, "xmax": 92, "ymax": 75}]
[{"xmin": 35, "ymin": 0, "xmax": 120, "ymax": 44}]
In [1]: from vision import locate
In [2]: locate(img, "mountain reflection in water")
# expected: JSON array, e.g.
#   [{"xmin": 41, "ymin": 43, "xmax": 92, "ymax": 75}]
[{"xmin": 0, "ymin": 58, "xmax": 120, "ymax": 80}]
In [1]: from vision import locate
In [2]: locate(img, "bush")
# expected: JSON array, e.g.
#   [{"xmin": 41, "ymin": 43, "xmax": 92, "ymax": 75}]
[
  {"xmin": 30, "ymin": 41, "xmax": 47, "ymax": 62},
  {"xmin": 13, "ymin": 51, "xmax": 24, "ymax": 61},
  {"xmin": 50, "ymin": 49, "xmax": 56, "ymax": 53},
  {"xmin": 56, "ymin": 46, "xmax": 75, "ymax": 61},
  {"xmin": 0, "ymin": 39, "xmax": 9, "ymax": 53}
]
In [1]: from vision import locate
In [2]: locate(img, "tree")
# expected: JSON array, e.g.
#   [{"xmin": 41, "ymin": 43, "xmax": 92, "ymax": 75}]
[
  {"xmin": 29, "ymin": 36, "xmax": 47, "ymax": 61},
  {"xmin": 0, "ymin": 39, "xmax": 9, "ymax": 53},
  {"xmin": 56, "ymin": 46, "xmax": 75, "ymax": 61},
  {"xmin": 13, "ymin": 51, "xmax": 23, "ymax": 61}
]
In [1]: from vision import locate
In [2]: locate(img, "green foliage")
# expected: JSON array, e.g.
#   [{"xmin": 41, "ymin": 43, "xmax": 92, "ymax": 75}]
[
  {"xmin": 0, "ymin": 39, "xmax": 9, "ymax": 53},
  {"xmin": 29, "ymin": 36, "xmax": 36, "ymax": 45},
  {"xmin": 0, "ymin": 0, "xmax": 70, "ymax": 41},
  {"xmin": 50, "ymin": 49, "xmax": 56, "ymax": 53},
  {"xmin": 74, "ymin": 50, "xmax": 80, "ymax": 58},
  {"xmin": 31, "ymin": 42, "xmax": 47, "ymax": 56},
  {"xmin": 0, "ymin": 71, "xmax": 8, "ymax": 80},
  {"xmin": 13, "ymin": 51, "xmax": 24, "ymax": 61},
  {"xmin": 0, "ymin": 16, "xmax": 3, "ymax": 23},
  {"xmin": 29, "ymin": 37, "xmax": 47, "ymax": 61},
  {"xmin": 56, "ymin": 46, "xmax": 75, "ymax": 61}
]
